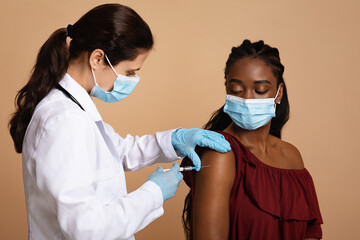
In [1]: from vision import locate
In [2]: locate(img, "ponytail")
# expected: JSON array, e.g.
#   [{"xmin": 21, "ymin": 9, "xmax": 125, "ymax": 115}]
[
  {"xmin": 9, "ymin": 28, "xmax": 69, "ymax": 153},
  {"xmin": 9, "ymin": 4, "xmax": 154, "ymax": 154}
]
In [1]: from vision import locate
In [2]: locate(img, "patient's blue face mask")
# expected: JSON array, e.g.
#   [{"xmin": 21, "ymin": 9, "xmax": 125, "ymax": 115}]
[
  {"xmin": 90, "ymin": 55, "xmax": 140, "ymax": 103},
  {"xmin": 224, "ymin": 87, "xmax": 281, "ymax": 130}
]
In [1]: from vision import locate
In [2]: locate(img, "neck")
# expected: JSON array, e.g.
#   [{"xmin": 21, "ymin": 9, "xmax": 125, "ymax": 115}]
[
  {"xmin": 226, "ymin": 122, "xmax": 272, "ymax": 151},
  {"xmin": 67, "ymin": 54, "xmax": 94, "ymax": 93}
]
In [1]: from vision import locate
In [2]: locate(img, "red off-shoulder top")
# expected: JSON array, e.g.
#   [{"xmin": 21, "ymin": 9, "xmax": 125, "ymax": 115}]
[{"xmin": 182, "ymin": 131, "xmax": 323, "ymax": 240}]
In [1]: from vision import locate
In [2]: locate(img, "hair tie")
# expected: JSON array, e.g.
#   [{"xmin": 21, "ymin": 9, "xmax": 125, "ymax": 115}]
[{"xmin": 67, "ymin": 24, "xmax": 74, "ymax": 39}]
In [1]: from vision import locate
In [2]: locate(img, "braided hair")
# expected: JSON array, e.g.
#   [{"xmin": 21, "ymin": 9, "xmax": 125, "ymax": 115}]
[
  {"xmin": 183, "ymin": 40, "xmax": 290, "ymax": 239},
  {"xmin": 203, "ymin": 39, "xmax": 290, "ymax": 138}
]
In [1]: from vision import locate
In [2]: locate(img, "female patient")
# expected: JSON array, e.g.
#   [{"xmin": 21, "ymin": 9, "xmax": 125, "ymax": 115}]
[{"xmin": 182, "ymin": 40, "xmax": 323, "ymax": 240}]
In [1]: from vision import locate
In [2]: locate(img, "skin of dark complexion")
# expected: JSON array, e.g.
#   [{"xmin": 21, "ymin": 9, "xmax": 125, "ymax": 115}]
[
  {"xmin": 192, "ymin": 57, "xmax": 317, "ymax": 240},
  {"xmin": 224, "ymin": 57, "xmax": 303, "ymax": 170}
]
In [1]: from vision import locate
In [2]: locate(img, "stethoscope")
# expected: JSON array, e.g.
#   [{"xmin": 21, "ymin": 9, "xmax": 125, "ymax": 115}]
[{"xmin": 56, "ymin": 84, "xmax": 84, "ymax": 111}]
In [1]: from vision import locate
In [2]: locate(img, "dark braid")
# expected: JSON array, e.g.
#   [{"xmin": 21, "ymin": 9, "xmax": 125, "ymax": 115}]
[
  {"xmin": 205, "ymin": 39, "xmax": 289, "ymax": 138},
  {"xmin": 183, "ymin": 40, "xmax": 290, "ymax": 239}
]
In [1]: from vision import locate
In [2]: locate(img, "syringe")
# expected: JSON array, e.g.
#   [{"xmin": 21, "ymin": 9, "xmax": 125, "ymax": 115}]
[{"xmin": 163, "ymin": 165, "xmax": 209, "ymax": 172}]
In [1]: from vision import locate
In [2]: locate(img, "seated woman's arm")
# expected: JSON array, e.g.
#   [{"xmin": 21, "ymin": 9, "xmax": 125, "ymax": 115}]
[{"xmin": 192, "ymin": 148, "xmax": 236, "ymax": 240}]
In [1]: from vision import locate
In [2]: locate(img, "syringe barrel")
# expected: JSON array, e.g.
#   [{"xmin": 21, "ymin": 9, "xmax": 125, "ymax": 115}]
[{"xmin": 180, "ymin": 166, "xmax": 194, "ymax": 171}]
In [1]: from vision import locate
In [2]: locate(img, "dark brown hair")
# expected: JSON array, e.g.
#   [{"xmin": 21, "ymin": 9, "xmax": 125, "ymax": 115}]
[{"xmin": 9, "ymin": 4, "xmax": 153, "ymax": 153}]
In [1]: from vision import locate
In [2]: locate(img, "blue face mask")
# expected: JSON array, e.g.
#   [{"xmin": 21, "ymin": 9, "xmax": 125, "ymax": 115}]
[
  {"xmin": 224, "ymin": 88, "xmax": 280, "ymax": 130},
  {"xmin": 90, "ymin": 55, "xmax": 140, "ymax": 103}
]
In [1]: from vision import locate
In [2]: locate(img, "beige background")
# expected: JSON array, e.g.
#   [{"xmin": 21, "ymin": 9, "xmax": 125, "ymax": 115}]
[{"xmin": 1, "ymin": 0, "xmax": 359, "ymax": 239}]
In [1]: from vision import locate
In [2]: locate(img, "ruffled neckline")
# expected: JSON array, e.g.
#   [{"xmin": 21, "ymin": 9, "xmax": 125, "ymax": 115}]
[{"xmin": 219, "ymin": 131, "xmax": 323, "ymax": 223}]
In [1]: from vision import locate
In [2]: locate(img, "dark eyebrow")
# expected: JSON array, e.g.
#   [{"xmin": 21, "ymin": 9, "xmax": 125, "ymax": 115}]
[
  {"xmin": 254, "ymin": 80, "xmax": 271, "ymax": 84},
  {"xmin": 128, "ymin": 68, "xmax": 140, "ymax": 72},
  {"xmin": 229, "ymin": 79, "xmax": 244, "ymax": 84},
  {"xmin": 229, "ymin": 79, "xmax": 271, "ymax": 85}
]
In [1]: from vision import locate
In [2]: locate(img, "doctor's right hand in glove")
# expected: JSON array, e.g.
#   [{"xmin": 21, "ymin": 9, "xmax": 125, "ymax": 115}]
[{"xmin": 148, "ymin": 163, "xmax": 183, "ymax": 201}]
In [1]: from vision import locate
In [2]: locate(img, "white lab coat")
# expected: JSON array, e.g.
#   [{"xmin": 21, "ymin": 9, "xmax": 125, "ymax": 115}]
[{"xmin": 22, "ymin": 73, "xmax": 180, "ymax": 240}]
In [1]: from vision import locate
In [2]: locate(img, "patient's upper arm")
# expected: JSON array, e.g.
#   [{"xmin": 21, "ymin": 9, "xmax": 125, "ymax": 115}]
[{"xmin": 192, "ymin": 148, "xmax": 236, "ymax": 240}]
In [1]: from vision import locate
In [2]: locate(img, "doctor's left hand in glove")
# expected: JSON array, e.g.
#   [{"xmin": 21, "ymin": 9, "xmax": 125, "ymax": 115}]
[{"xmin": 8, "ymin": 3, "xmax": 231, "ymax": 240}]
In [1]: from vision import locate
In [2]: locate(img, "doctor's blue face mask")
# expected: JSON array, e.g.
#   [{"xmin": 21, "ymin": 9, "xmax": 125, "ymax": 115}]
[
  {"xmin": 224, "ymin": 87, "xmax": 281, "ymax": 130},
  {"xmin": 90, "ymin": 55, "xmax": 140, "ymax": 103}
]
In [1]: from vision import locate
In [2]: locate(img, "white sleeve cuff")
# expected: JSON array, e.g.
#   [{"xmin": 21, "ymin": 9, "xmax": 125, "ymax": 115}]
[
  {"xmin": 155, "ymin": 129, "xmax": 182, "ymax": 162},
  {"xmin": 141, "ymin": 181, "xmax": 164, "ymax": 214}
]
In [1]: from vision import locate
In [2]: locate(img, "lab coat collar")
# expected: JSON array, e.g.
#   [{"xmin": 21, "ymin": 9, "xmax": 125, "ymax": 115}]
[{"xmin": 59, "ymin": 73, "xmax": 102, "ymax": 122}]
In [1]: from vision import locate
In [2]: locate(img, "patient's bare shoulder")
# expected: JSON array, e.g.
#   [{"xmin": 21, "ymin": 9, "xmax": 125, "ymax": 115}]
[
  {"xmin": 200, "ymin": 148, "xmax": 235, "ymax": 175},
  {"xmin": 278, "ymin": 139, "xmax": 305, "ymax": 170}
]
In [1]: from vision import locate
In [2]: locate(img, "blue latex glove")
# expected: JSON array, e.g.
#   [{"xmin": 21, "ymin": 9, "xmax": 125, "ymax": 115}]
[
  {"xmin": 147, "ymin": 163, "xmax": 183, "ymax": 201},
  {"xmin": 171, "ymin": 128, "xmax": 231, "ymax": 171}
]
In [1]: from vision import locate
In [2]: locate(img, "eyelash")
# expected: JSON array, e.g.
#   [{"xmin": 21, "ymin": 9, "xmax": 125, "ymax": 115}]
[
  {"xmin": 255, "ymin": 90, "xmax": 268, "ymax": 95},
  {"xmin": 229, "ymin": 89, "xmax": 269, "ymax": 95},
  {"xmin": 127, "ymin": 72, "xmax": 135, "ymax": 76},
  {"xmin": 230, "ymin": 90, "xmax": 243, "ymax": 94}
]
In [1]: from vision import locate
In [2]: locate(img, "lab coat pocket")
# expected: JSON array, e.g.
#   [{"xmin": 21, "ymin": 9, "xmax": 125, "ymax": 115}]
[{"xmin": 94, "ymin": 167, "xmax": 121, "ymax": 205}]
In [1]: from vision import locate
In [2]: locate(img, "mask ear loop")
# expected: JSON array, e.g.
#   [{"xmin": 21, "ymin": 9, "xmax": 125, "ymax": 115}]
[
  {"xmin": 91, "ymin": 68, "xmax": 98, "ymax": 85},
  {"xmin": 90, "ymin": 68, "xmax": 99, "ymax": 96},
  {"xmin": 274, "ymin": 86, "xmax": 281, "ymax": 112},
  {"xmin": 104, "ymin": 55, "xmax": 119, "ymax": 76},
  {"xmin": 274, "ymin": 86, "xmax": 281, "ymax": 100},
  {"xmin": 90, "ymin": 55, "xmax": 116, "ymax": 96}
]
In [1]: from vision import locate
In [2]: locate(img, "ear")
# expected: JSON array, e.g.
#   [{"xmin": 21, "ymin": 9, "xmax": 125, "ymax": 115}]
[
  {"xmin": 89, "ymin": 49, "xmax": 105, "ymax": 70},
  {"xmin": 275, "ymin": 83, "xmax": 284, "ymax": 104}
]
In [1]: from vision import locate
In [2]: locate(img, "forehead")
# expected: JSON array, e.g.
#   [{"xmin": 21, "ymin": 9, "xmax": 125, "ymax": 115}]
[{"xmin": 227, "ymin": 58, "xmax": 276, "ymax": 84}]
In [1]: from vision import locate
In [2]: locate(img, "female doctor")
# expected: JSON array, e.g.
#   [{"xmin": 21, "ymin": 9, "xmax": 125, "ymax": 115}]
[{"xmin": 9, "ymin": 4, "xmax": 230, "ymax": 240}]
